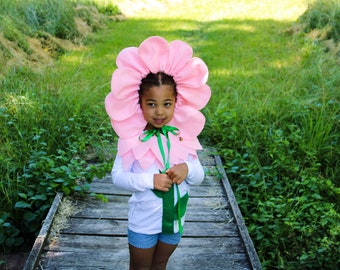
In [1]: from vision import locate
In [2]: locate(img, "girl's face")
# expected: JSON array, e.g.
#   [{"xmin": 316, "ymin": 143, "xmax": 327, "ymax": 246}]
[{"xmin": 140, "ymin": 85, "xmax": 176, "ymax": 129}]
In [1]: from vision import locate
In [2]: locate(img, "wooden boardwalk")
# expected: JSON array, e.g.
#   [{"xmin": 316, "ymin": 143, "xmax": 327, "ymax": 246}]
[{"xmin": 26, "ymin": 149, "xmax": 262, "ymax": 270}]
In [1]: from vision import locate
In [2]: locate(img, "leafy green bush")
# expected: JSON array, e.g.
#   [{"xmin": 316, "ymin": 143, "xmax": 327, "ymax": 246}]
[
  {"xmin": 202, "ymin": 40, "xmax": 340, "ymax": 269},
  {"xmin": 0, "ymin": 64, "xmax": 115, "ymax": 252},
  {"xmin": 0, "ymin": 0, "xmax": 119, "ymax": 252},
  {"xmin": 299, "ymin": 0, "xmax": 340, "ymax": 41},
  {"xmin": 96, "ymin": 2, "xmax": 121, "ymax": 16},
  {"xmin": 0, "ymin": 66, "xmax": 114, "ymax": 252}
]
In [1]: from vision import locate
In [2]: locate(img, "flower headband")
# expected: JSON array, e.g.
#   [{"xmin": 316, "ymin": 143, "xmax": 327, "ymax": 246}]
[{"xmin": 105, "ymin": 36, "xmax": 211, "ymax": 141}]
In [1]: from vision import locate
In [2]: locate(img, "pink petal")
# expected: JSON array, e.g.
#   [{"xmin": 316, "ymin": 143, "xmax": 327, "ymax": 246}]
[
  {"xmin": 177, "ymin": 84, "xmax": 211, "ymax": 110},
  {"xmin": 116, "ymin": 47, "xmax": 149, "ymax": 76},
  {"xmin": 105, "ymin": 91, "xmax": 139, "ymax": 121},
  {"xmin": 170, "ymin": 137, "xmax": 201, "ymax": 163},
  {"xmin": 139, "ymin": 150, "xmax": 163, "ymax": 171},
  {"xmin": 110, "ymin": 110, "xmax": 146, "ymax": 138},
  {"xmin": 180, "ymin": 138, "xmax": 203, "ymax": 151},
  {"xmin": 119, "ymin": 150, "xmax": 136, "ymax": 171},
  {"xmin": 133, "ymin": 137, "xmax": 154, "ymax": 160},
  {"xmin": 170, "ymin": 105, "xmax": 206, "ymax": 139},
  {"xmin": 164, "ymin": 40, "xmax": 193, "ymax": 76},
  {"xmin": 111, "ymin": 69, "xmax": 142, "ymax": 99},
  {"xmin": 175, "ymin": 57, "xmax": 209, "ymax": 88},
  {"xmin": 138, "ymin": 36, "xmax": 169, "ymax": 73},
  {"xmin": 118, "ymin": 138, "xmax": 138, "ymax": 155}
]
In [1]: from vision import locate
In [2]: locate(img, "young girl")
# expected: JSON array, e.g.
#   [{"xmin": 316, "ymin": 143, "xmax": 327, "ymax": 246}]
[{"xmin": 105, "ymin": 36, "xmax": 211, "ymax": 270}]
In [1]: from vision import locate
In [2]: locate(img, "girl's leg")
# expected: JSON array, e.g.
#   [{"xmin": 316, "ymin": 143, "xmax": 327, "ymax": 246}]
[
  {"xmin": 129, "ymin": 244, "xmax": 156, "ymax": 270},
  {"xmin": 151, "ymin": 241, "xmax": 178, "ymax": 270}
]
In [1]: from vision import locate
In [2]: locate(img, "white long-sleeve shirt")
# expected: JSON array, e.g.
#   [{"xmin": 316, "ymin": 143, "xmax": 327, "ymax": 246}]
[{"xmin": 111, "ymin": 154, "xmax": 204, "ymax": 234}]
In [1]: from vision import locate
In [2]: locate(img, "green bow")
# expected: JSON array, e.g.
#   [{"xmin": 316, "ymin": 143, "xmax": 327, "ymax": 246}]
[
  {"xmin": 139, "ymin": 125, "xmax": 186, "ymax": 234},
  {"xmin": 139, "ymin": 125, "xmax": 180, "ymax": 173}
]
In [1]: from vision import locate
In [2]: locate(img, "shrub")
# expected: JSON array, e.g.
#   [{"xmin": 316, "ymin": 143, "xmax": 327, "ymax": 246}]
[
  {"xmin": 0, "ymin": 0, "xmax": 120, "ymax": 253},
  {"xmin": 202, "ymin": 40, "xmax": 340, "ymax": 269},
  {"xmin": 0, "ymin": 65, "xmax": 115, "ymax": 253},
  {"xmin": 299, "ymin": 0, "xmax": 340, "ymax": 41},
  {"xmin": 93, "ymin": 2, "xmax": 122, "ymax": 16}
]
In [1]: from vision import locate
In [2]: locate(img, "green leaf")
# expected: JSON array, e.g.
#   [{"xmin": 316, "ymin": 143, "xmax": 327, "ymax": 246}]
[
  {"xmin": 31, "ymin": 194, "xmax": 47, "ymax": 201},
  {"xmin": 18, "ymin": 193, "xmax": 28, "ymax": 199},
  {"xmin": 53, "ymin": 178, "xmax": 65, "ymax": 183},
  {"xmin": 23, "ymin": 212, "xmax": 37, "ymax": 222},
  {"xmin": 14, "ymin": 201, "xmax": 31, "ymax": 209}
]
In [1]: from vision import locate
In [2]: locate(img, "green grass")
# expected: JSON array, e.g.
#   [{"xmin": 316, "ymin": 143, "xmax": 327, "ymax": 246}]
[
  {"xmin": 0, "ymin": 0, "xmax": 117, "ymax": 257},
  {"xmin": 1, "ymin": 0, "xmax": 339, "ymax": 269},
  {"xmin": 300, "ymin": 0, "xmax": 340, "ymax": 41}
]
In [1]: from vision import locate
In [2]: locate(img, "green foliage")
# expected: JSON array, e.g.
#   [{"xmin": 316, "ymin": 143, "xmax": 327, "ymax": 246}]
[
  {"xmin": 0, "ymin": 0, "xmax": 116, "ymax": 45},
  {"xmin": 14, "ymin": 141, "xmax": 103, "ymax": 234},
  {"xmin": 0, "ymin": 65, "xmax": 115, "ymax": 252},
  {"xmin": 0, "ymin": 0, "xmax": 116, "ymax": 250},
  {"xmin": 0, "ymin": 16, "xmax": 32, "ymax": 54},
  {"xmin": 1, "ymin": 0, "xmax": 77, "ymax": 40},
  {"xmin": 96, "ymin": 3, "xmax": 121, "ymax": 16},
  {"xmin": 0, "ymin": 214, "xmax": 24, "ymax": 250},
  {"xmin": 300, "ymin": 0, "xmax": 340, "ymax": 41},
  {"xmin": 23, "ymin": 0, "xmax": 79, "ymax": 39},
  {"xmin": 203, "ymin": 40, "xmax": 340, "ymax": 269}
]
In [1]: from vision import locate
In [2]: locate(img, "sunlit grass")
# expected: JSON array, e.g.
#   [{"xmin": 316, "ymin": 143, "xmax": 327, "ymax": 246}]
[{"xmin": 107, "ymin": 0, "xmax": 308, "ymax": 21}]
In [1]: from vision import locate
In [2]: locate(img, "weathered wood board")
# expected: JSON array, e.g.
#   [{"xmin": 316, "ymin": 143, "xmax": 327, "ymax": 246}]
[{"xmin": 30, "ymin": 149, "xmax": 262, "ymax": 270}]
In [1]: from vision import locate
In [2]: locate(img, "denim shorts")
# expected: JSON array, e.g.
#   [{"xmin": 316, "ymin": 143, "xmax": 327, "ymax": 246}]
[{"xmin": 128, "ymin": 229, "xmax": 182, "ymax": 249}]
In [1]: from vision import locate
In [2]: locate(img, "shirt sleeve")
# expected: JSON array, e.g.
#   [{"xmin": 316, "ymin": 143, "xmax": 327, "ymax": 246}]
[
  {"xmin": 111, "ymin": 155, "xmax": 154, "ymax": 192},
  {"xmin": 184, "ymin": 155, "xmax": 205, "ymax": 186}
]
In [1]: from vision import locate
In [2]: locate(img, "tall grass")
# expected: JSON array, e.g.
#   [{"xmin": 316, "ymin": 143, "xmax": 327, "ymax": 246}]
[
  {"xmin": 203, "ymin": 42, "xmax": 339, "ymax": 268},
  {"xmin": 299, "ymin": 0, "xmax": 340, "ymax": 41},
  {"xmin": 0, "ymin": 0, "xmax": 118, "ymax": 256},
  {"xmin": 0, "ymin": 67, "xmax": 114, "ymax": 252},
  {"xmin": 198, "ymin": 1, "xmax": 340, "ymax": 268},
  {"xmin": 0, "ymin": 0, "xmax": 78, "ymax": 39}
]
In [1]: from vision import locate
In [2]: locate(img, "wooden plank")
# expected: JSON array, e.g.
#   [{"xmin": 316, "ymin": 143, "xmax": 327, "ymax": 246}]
[
  {"xmin": 197, "ymin": 151, "xmax": 216, "ymax": 166},
  {"xmin": 34, "ymin": 149, "xmax": 260, "ymax": 269},
  {"xmin": 73, "ymin": 196, "xmax": 232, "ymax": 222},
  {"xmin": 41, "ymin": 250, "xmax": 249, "ymax": 270},
  {"xmin": 215, "ymin": 155, "xmax": 262, "ymax": 270},
  {"xmin": 23, "ymin": 192, "xmax": 63, "ymax": 270},
  {"xmin": 42, "ymin": 236, "xmax": 249, "ymax": 270},
  {"xmin": 45, "ymin": 234, "xmax": 245, "ymax": 253},
  {"xmin": 75, "ymin": 206, "xmax": 230, "ymax": 222},
  {"xmin": 60, "ymin": 218, "xmax": 240, "ymax": 237}
]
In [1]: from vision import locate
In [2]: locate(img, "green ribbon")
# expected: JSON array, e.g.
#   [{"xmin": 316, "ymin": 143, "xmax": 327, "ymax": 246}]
[
  {"xmin": 139, "ymin": 126, "xmax": 179, "ymax": 173},
  {"xmin": 139, "ymin": 125, "xmax": 186, "ymax": 234}
]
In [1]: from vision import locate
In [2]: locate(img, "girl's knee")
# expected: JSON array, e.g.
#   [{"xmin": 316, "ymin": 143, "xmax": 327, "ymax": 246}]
[
  {"xmin": 129, "ymin": 244, "xmax": 155, "ymax": 270},
  {"xmin": 151, "ymin": 241, "xmax": 178, "ymax": 269}
]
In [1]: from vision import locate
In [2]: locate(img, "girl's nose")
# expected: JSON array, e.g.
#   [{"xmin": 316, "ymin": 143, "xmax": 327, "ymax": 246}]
[{"xmin": 155, "ymin": 107, "xmax": 164, "ymax": 115}]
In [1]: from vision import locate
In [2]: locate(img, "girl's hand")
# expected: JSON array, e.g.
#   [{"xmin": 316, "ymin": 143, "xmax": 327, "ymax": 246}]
[
  {"xmin": 153, "ymin": 173, "xmax": 173, "ymax": 192},
  {"xmin": 166, "ymin": 163, "xmax": 188, "ymax": 185}
]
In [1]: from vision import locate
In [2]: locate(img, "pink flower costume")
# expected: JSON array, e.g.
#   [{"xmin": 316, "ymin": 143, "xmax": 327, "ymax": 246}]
[{"xmin": 105, "ymin": 36, "xmax": 211, "ymax": 235}]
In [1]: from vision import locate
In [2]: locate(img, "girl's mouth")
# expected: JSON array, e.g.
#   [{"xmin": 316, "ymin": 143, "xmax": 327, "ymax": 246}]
[{"xmin": 154, "ymin": 118, "xmax": 165, "ymax": 125}]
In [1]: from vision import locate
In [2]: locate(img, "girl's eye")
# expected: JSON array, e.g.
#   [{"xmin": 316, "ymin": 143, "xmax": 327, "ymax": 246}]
[
  {"xmin": 147, "ymin": 103, "xmax": 156, "ymax": 107},
  {"xmin": 164, "ymin": 102, "xmax": 173, "ymax": 107}
]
